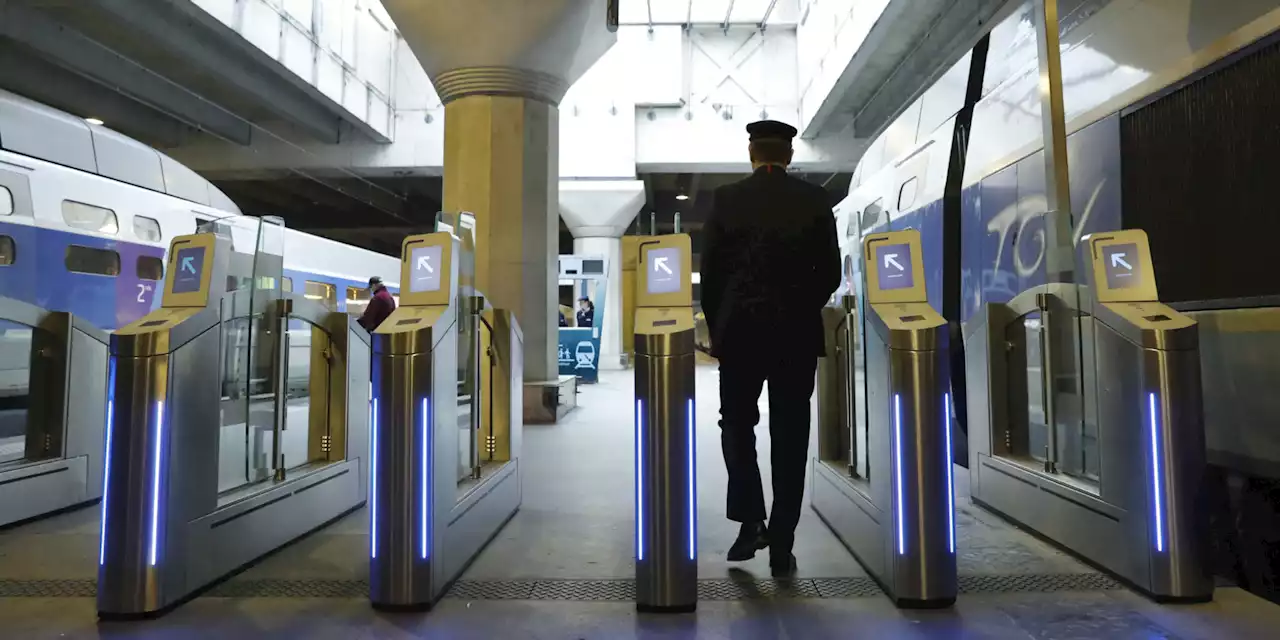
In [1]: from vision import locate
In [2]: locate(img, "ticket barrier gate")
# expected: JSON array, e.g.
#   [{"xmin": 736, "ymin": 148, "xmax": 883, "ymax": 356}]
[
  {"xmin": 99, "ymin": 231, "xmax": 370, "ymax": 617},
  {"xmin": 964, "ymin": 229, "xmax": 1212, "ymax": 602},
  {"xmin": 811, "ymin": 230, "xmax": 957, "ymax": 608},
  {"xmin": 0, "ymin": 297, "xmax": 108, "ymax": 526},
  {"xmin": 633, "ymin": 234, "xmax": 697, "ymax": 613},
  {"xmin": 369, "ymin": 231, "xmax": 523, "ymax": 610}
]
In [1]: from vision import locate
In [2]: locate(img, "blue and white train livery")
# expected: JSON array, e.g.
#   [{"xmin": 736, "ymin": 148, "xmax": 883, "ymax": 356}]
[{"xmin": 0, "ymin": 88, "xmax": 401, "ymax": 398}]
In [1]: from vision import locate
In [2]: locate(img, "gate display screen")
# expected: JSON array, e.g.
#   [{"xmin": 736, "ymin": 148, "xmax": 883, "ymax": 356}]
[
  {"xmin": 874, "ymin": 243, "xmax": 914, "ymax": 292},
  {"xmin": 646, "ymin": 247, "xmax": 681, "ymax": 295},
  {"xmin": 171, "ymin": 246, "xmax": 206, "ymax": 294},
  {"xmin": 1101, "ymin": 242, "xmax": 1141, "ymax": 290},
  {"xmin": 409, "ymin": 245, "xmax": 443, "ymax": 293}
]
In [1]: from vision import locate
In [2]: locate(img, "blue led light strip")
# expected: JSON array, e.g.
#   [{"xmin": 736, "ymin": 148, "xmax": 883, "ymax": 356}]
[
  {"xmin": 894, "ymin": 393, "xmax": 905, "ymax": 555},
  {"xmin": 944, "ymin": 392, "xmax": 956, "ymax": 554},
  {"xmin": 99, "ymin": 400, "xmax": 113, "ymax": 565},
  {"xmin": 371, "ymin": 398, "xmax": 379, "ymax": 559},
  {"xmin": 1149, "ymin": 392, "xmax": 1165, "ymax": 552},
  {"xmin": 687, "ymin": 397, "xmax": 696, "ymax": 561},
  {"xmin": 427, "ymin": 396, "xmax": 437, "ymax": 558},
  {"xmin": 148, "ymin": 400, "xmax": 164, "ymax": 566},
  {"xmin": 99, "ymin": 358, "xmax": 116, "ymax": 566},
  {"xmin": 636, "ymin": 398, "xmax": 644, "ymax": 562}
]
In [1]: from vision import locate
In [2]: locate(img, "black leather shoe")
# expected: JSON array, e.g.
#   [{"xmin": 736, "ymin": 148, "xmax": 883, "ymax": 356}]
[
  {"xmin": 727, "ymin": 522, "xmax": 769, "ymax": 561},
  {"xmin": 770, "ymin": 552, "xmax": 797, "ymax": 578}
]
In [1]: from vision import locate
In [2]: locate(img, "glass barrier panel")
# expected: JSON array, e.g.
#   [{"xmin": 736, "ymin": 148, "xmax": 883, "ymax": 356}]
[
  {"xmin": 1022, "ymin": 312, "xmax": 1049, "ymax": 465},
  {"xmin": 250, "ymin": 217, "xmax": 285, "ymax": 480},
  {"xmin": 217, "ymin": 315, "xmax": 253, "ymax": 492},
  {"xmin": 0, "ymin": 321, "xmax": 31, "ymax": 465},
  {"xmin": 279, "ymin": 315, "xmax": 331, "ymax": 471}
]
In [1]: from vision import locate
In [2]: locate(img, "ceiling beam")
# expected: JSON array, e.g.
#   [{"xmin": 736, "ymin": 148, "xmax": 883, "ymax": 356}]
[
  {"xmin": 0, "ymin": 3, "xmax": 254, "ymax": 145},
  {"xmin": 92, "ymin": 0, "xmax": 344, "ymax": 143},
  {"xmin": 0, "ymin": 46, "xmax": 189, "ymax": 148}
]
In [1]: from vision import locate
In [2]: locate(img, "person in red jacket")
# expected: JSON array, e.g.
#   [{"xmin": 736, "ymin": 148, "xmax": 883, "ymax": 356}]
[{"xmin": 358, "ymin": 276, "xmax": 396, "ymax": 331}]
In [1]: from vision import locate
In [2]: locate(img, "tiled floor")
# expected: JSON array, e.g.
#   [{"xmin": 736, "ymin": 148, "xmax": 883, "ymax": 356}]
[{"xmin": 0, "ymin": 367, "xmax": 1277, "ymax": 638}]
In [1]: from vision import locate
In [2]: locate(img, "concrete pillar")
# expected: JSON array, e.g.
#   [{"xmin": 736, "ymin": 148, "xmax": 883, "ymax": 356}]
[
  {"xmin": 383, "ymin": 0, "xmax": 616, "ymax": 382},
  {"xmin": 560, "ymin": 180, "xmax": 645, "ymax": 370}
]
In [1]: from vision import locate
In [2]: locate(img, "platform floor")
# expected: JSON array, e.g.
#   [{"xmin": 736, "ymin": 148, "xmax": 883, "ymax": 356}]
[{"xmin": 0, "ymin": 367, "xmax": 1278, "ymax": 638}]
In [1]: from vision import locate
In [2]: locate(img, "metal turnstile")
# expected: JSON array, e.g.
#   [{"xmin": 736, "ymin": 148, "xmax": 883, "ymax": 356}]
[
  {"xmin": 965, "ymin": 229, "xmax": 1212, "ymax": 602},
  {"xmin": 811, "ymin": 230, "xmax": 957, "ymax": 608},
  {"xmin": 98, "ymin": 229, "xmax": 370, "ymax": 617},
  {"xmin": 633, "ymin": 234, "xmax": 696, "ymax": 613},
  {"xmin": 0, "ymin": 297, "xmax": 108, "ymax": 526},
  {"xmin": 369, "ymin": 230, "xmax": 523, "ymax": 611}
]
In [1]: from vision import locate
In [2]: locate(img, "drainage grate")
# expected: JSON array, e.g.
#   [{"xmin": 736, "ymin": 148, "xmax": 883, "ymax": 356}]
[
  {"xmin": 531, "ymin": 579, "xmax": 633, "ymax": 601},
  {"xmin": 959, "ymin": 573, "xmax": 1123, "ymax": 594},
  {"xmin": 699, "ymin": 578, "xmax": 824, "ymax": 600},
  {"xmin": 205, "ymin": 579, "xmax": 368, "ymax": 598},
  {"xmin": 812, "ymin": 577, "xmax": 882, "ymax": 598},
  {"xmin": 0, "ymin": 579, "xmax": 96, "ymax": 598},
  {"xmin": 0, "ymin": 573, "xmax": 1123, "ymax": 599}
]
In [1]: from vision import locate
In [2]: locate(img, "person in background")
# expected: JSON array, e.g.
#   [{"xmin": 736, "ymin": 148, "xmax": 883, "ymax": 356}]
[
  {"xmin": 701, "ymin": 119, "xmax": 841, "ymax": 577},
  {"xmin": 358, "ymin": 276, "xmax": 396, "ymax": 332},
  {"xmin": 576, "ymin": 297, "xmax": 595, "ymax": 328},
  {"xmin": 559, "ymin": 310, "xmax": 569, "ymax": 327}
]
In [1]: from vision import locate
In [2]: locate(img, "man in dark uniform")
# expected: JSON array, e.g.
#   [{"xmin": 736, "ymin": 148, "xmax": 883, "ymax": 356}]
[{"xmin": 701, "ymin": 120, "xmax": 841, "ymax": 576}]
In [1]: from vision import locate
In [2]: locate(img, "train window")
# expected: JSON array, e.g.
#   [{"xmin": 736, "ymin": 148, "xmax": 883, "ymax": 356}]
[
  {"xmin": 347, "ymin": 286, "xmax": 371, "ymax": 315},
  {"xmin": 0, "ymin": 235, "xmax": 13, "ymax": 265},
  {"xmin": 898, "ymin": 177, "xmax": 919, "ymax": 211},
  {"xmin": 305, "ymin": 281, "xmax": 337, "ymax": 311},
  {"xmin": 860, "ymin": 198, "xmax": 885, "ymax": 232},
  {"xmin": 136, "ymin": 255, "xmax": 164, "ymax": 280},
  {"xmin": 133, "ymin": 216, "xmax": 162, "ymax": 242},
  {"xmin": 62, "ymin": 201, "xmax": 119, "ymax": 235},
  {"xmin": 282, "ymin": 277, "xmax": 293, "ymax": 293},
  {"xmin": 65, "ymin": 245, "xmax": 120, "ymax": 276},
  {"xmin": 0, "ymin": 186, "xmax": 12, "ymax": 216}
]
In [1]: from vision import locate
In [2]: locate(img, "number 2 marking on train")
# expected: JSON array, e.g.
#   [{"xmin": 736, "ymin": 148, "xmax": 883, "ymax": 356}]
[{"xmin": 137, "ymin": 284, "xmax": 153, "ymax": 303}]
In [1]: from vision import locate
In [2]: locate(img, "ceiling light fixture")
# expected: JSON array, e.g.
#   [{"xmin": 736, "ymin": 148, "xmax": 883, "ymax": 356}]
[
  {"xmin": 676, "ymin": 194, "xmax": 689, "ymax": 201},
  {"xmin": 85, "ymin": 118, "xmax": 104, "ymax": 126}
]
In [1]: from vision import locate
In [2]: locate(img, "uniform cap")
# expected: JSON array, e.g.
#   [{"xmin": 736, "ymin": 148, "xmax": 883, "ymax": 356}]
[
  {"xmin": 746, "ymin": 120, "xmax": 798, "ymax": 142},
  {"xmin": 368, "ymin": 276, "xmax": 383, "ymax": 287}
]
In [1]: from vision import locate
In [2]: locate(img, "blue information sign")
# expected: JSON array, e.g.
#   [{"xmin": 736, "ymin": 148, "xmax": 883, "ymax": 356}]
[
  {"xmin": 557, "ymin": 327, "xmax": 600, "ymax": 384},
  {"xmin": 172, "ymin": 246, "xmax": 205, "ymax": 294},
  {"xmin": 875, "ymin": 242, "xmax": 913, "ymax": 291}
]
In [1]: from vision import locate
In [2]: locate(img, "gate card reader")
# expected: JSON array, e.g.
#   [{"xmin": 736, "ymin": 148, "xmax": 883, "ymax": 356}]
[
  {"xmin": 1086, "ymin": 230, "xmax": 1195, "ymax": 342},
  {"xmin": 1080, "ymin": 229, "xmax": 1211, "ymax": 601},
  {"xmin": 811, "ymin": 229, "xmax": 956, "ymax": 609},
  {"xmin": 633, "ymin": 234, "xmax": 697, "ymax": 613},
  {"xmin": 369, "ymin": 232, "xmax": 459, "ymax": 611},
  {"xmin": 963, "ymin": 228, "xmax": 1211, "ymax": 604}
]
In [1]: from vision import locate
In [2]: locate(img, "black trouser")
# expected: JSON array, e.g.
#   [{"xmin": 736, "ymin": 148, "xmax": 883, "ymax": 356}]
[{"xmin": 718, "ymin": 350, "xmax": 817, "ymax": 554}]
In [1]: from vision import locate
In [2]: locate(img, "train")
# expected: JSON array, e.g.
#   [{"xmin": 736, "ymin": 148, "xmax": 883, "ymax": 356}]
[
  {"xmin": 0, "ymin": 87, "xmax": 401, "ymax": 404},
  {"xmin": 836, "ymin": 0, "xmax": 1280, "ymax": 601}
]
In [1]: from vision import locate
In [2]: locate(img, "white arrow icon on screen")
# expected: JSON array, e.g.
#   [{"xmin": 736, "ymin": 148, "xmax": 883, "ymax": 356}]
[
  {"xmin": 655, "ymin": 257, "xmax": 672, "ymax": 275},
  {"xmin": 884, "ymin": 253, "xmax": 903, "ymax": 272},
  {"xmin": 417, "ymin": 256, "xmax": 434, "ymax": 273},
  {"xmin": 181, "ymin": 256, "xmax": 196, "ymax": 274},
  {"xmin": 1110, "ymin": 253, "xmax": 1132, "ymax": 270}
]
